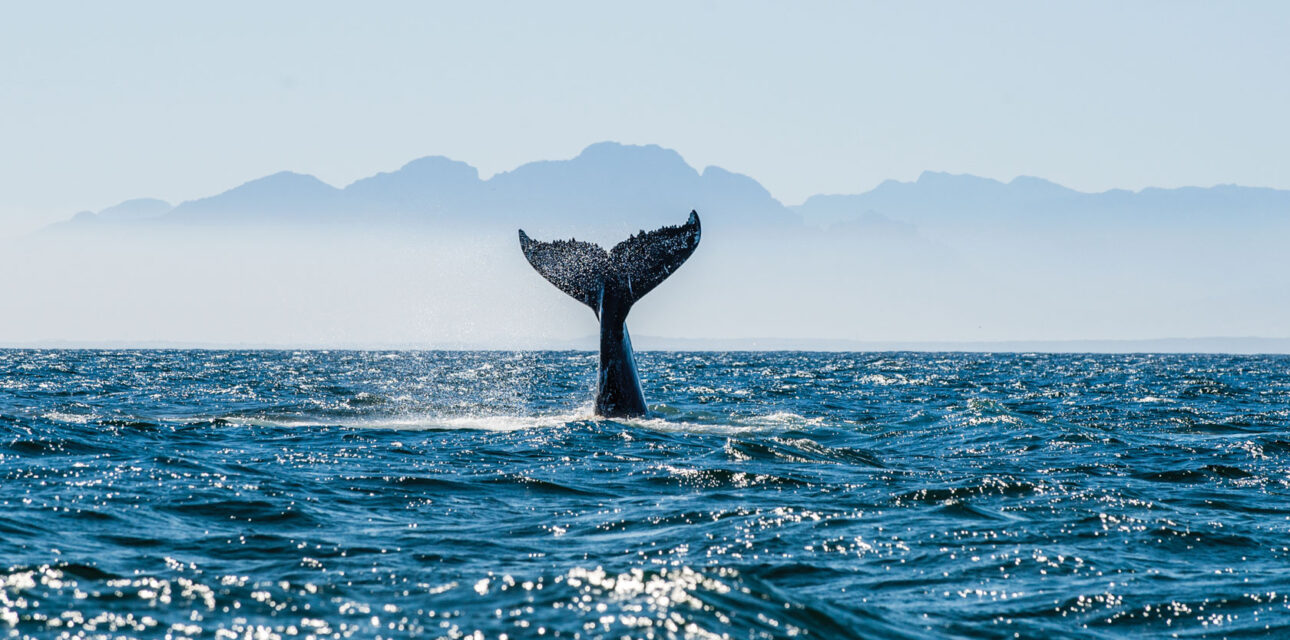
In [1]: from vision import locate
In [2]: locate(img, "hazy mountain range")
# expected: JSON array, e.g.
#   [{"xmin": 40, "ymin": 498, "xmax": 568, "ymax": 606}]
[
  {"xmin": 52, "ymin": 141, "xmax": 1290, "ymax": 238},
  {"xmin": 15, "ymin": 141, "xmax": 1290, "ymax": 350},
  {"xmin": 57, "ymin": 143, "xmax": 792, "ymax": 235}
]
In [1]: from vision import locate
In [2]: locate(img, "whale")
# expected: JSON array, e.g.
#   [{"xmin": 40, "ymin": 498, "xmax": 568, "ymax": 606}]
[{"xmin": 519, "ymin": 211, "xmax": 702, "ymax": 417}]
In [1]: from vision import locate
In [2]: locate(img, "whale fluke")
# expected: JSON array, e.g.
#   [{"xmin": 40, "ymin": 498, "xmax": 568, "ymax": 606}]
[
  {"xmin": 519, "ymin": 211, "xmax": 700, "ymax": 311},
  {"xmin": 519, "ymin": 211, "xmax": 702, "ymax": 416},
  {"xmin": 608, "ymin": 210, "xmax": 702, "ymax": 303},
  {"xmin": 517, "ymin": 233, "xmax": 611, "ymax": 310}
]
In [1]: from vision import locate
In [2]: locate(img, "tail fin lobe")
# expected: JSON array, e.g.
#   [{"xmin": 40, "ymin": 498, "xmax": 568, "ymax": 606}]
[
  {"xmin": 518, "ymin": 231, "xmax": 609, "ymax": 310},
  {"xmin": 519, "ymin": 210, "xmax": 701, "ymax": 308},
  {"xmin": 609, "ymin": 210, "xmax": 701, "ymax": 303}
]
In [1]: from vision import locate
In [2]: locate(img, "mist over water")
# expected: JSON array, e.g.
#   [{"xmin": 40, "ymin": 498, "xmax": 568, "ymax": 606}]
[
  {"xmin": 4, "ymin": 350, "xmax": 1290, "ymax": 638},
  {"xmin": 0, "ymin": 225, "xmax": 930, "ymax": 346},
  {"xmin": 6, "ymin": 209, "xmax": 1290, "ymax": 349}
]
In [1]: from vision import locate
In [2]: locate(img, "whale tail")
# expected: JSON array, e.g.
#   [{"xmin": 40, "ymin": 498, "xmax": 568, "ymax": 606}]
[
  {"xmin": 518, "ymin": 211, "xmax": 701, "ymax": 311},
  {"xmin": 519, "ymin": 211, "xmax": 700, "ymax": 417}
]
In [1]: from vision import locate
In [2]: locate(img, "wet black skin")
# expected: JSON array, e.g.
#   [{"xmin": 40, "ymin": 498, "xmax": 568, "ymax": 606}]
[
  {"xmin": 519, "ymin": 211, "xmax": 701, "ymax": 418},
  {"xmin": 593, "ymin": 278, "xmax": 646, "ymax": 417}
]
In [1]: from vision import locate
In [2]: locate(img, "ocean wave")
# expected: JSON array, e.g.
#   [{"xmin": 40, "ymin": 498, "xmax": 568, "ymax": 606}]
[{"xmin": 4, "ymin": 350, "xmax": 1290, "ymax": 638}]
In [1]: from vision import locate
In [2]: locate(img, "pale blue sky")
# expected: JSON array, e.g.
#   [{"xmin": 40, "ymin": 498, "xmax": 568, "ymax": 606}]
[{"xmin": 2, "ymin": 1, "xmax": 1288, "ymax": 237}]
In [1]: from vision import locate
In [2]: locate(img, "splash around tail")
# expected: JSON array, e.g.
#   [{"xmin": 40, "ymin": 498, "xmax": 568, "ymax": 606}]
[{"xmin": 519, "ymin": 211, "xmax": 702, "ymax": 417}]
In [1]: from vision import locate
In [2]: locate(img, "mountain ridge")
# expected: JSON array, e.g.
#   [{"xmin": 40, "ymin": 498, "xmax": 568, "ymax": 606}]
[{"xmin": 53, "ymin": 141, "xmax": 1290, "ymax": 233}]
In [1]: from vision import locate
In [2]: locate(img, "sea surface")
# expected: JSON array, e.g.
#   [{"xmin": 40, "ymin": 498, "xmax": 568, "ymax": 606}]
[{"xmin": 2, "ymin": 350, "xmax": 1289, "ymax": 639}]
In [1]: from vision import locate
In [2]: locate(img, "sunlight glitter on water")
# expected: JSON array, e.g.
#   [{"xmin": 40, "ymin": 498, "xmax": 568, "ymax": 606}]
[{"xmin": 6, "ymin": 350, "xmax": 1290, "ymax": 638}]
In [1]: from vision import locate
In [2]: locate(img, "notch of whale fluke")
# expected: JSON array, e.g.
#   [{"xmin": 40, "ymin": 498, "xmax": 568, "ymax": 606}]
[{"xmin": 518, "ymin": 210, "xmax": 702, "ymax": 417}]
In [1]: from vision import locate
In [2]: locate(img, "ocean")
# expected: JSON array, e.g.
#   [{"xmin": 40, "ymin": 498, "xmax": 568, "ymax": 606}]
[{"xmin": 2, "ymin": 350, "xmax": 1288, "ymax": 639}]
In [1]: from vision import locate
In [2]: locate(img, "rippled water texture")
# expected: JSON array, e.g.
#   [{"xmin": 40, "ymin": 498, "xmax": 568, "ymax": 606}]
[{"xmin": 3, "ymin": 350, "xmax": 1290, "ymax": 639}]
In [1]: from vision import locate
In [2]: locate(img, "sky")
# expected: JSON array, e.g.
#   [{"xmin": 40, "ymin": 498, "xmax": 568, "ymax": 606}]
[{"xmin": 2, "ymin": 1, "xmax": 1289, "ymax": 240}]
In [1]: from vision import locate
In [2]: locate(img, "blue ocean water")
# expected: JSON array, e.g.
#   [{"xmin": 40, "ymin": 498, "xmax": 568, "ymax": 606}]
[{"xmin": 2, "ymin": 350, "xmax": 1289, "ymax": 639}]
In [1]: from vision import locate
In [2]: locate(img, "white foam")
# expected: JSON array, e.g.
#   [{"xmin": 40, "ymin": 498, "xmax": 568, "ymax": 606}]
[
  {"xmin": 215, "ymin": 407, "xmax": 814, "ymax": 435},
  {"xmin": 600, "ymin": 411, "xmax": 815, "ymax": 435},
  {"xmin": 755, "ymin": 411, "xmax": 824, "ymax": 426},
  {"xmin": 40, "ymin": 410, "xmax": 98, "ymax": 424},
  {"xmin": 229, "ymin": 411, "xmax": 592, "ymax": 432}
]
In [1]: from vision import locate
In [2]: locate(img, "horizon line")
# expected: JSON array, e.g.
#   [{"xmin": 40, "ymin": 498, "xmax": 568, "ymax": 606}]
[{"xmin": 5, "ymin": 335, "xmax": 1290, "ymax": 355}]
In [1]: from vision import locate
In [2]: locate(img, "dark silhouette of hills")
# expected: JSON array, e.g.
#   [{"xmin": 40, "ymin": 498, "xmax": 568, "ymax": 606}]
[
  {"xmin": 795, "ymin": 171, "xmax": 1290, "ymax": 231},
  {"xmin": 480, "ymin": 142, "xmax": 792, "ymax": 230},
  {"xmin": 66, "ymin": 142, "xmax": 794, "ymax": 234},
  {"xmin": 343, "ymin": 155, "xmax": 481, "ymax": 219},
  {"xmin": 98, "ymin": 198, "xmax": 173, "ymax": 222},
  {"xmin": 167, "ymin": 172, "xmax": 344, "ymax": 222},
  {"xmin": 51, "ymin": 142, "xmax": 1290, "ymax": 236},
  {"xmin": 62, "ymin": 198, "xmax": 172, "ymax": 227}
]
